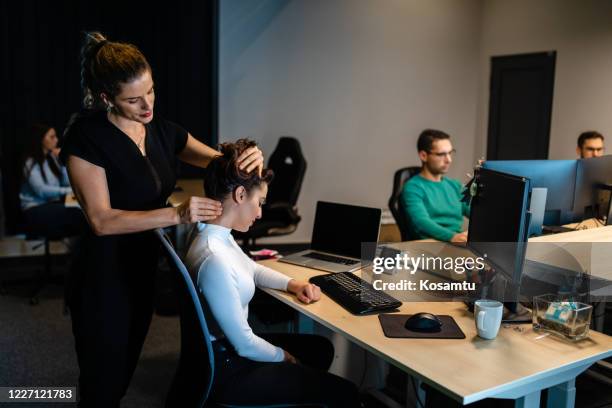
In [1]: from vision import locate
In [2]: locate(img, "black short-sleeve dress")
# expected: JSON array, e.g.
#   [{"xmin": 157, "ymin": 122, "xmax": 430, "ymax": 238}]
[{"xmin": 60, "ymin": 110, "xmax": 188, "ymax": 406}]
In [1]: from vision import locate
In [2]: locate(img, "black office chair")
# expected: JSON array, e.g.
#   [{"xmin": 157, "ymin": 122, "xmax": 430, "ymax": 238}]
[
  {"xmin": 233, "ymin": 137, "xmax": 306, "ymax": 248},
  {"xmin": 15, "ymin": 199, "xmax": 64, "ymax": 305},
  {"xmin": 19, "ymin": 197, "xmax": 88, "ymax": 306},
  {"xmin": 0, "ymin": 160, "xmax": 60, "ymax": 304},
  {"xmin": 24, "ymin": 234, "xmax": 53, "ymax": 305},
  {"xmin": 388, "ymin": 166, "xmax": 421, "ymax": 241}
]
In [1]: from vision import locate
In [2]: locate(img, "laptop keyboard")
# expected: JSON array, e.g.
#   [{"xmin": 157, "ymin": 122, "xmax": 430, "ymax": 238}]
[
  {"xmin": 303, "ymin": 252, "xmax": 360, "ymax": 265},
  {"xmin": 310, "ymin": 272, "xmax": 402, "ymax": 315}
]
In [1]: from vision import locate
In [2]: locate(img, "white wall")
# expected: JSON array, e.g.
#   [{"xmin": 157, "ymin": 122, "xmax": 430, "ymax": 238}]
[
  {"xmin": 475, "ymin": 0, "xmax": 612, "ymax": 161},
  {"xmin": 220, "ymin": 0, "xmax": 482, "ymax": 243}
]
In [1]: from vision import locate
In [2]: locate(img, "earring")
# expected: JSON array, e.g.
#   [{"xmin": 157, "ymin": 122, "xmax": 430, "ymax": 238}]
[{"xmin": 106, "ymin": 103, "xmax": 114, "ymax": 113}]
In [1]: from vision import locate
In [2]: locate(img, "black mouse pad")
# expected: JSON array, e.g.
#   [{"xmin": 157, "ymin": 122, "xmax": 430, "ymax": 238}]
[{"xmin": 378, "ymin": 314, "xmax": 466, "ymax": 339}]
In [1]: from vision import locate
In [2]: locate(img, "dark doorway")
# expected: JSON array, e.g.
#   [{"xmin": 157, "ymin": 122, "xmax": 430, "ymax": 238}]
[{"xmin": 486, "ymin": 51, "xmax": 556, "ymax": 160}]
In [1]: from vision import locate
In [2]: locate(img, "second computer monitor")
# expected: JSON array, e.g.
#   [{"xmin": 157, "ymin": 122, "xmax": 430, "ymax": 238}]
[
  {"xmin": 468, "ymin": 168, "xmax": 531, "ymax": 284},
  {"xmin": 482, "ymin": 160, "xmax": 577, "ymax": 225},
  {"xmin": 573, "ymin": 155, "xmax": 612, "ymax": 221}
]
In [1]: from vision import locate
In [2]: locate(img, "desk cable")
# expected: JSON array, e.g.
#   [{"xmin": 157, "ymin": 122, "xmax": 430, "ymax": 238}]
[
  {"xmin": 358, "ymin": 349, "xmax": 368, "ymax": 390},
  {"xmin": 410, "ymin": 375, "xmax": 424, "ymax": 408}
]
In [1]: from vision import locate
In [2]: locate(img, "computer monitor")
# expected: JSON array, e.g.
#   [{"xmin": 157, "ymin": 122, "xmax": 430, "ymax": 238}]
[
  {"xmin": 468, "ymin": 168, "xmax": 532, "ymax": 284},
  {"xmin": 467, "ymin": 168, "xmax": 532, "ymax": 320},
  {"xmin": 572, "ymin": 155, "xmax": 612, "ymax": 222},
  {"xmin": 482, "ymin": 160, "xmax": 577, "ymax": 225}
]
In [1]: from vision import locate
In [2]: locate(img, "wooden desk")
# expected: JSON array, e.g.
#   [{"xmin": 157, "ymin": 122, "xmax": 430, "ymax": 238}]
[
  {"xmin": 562, "ymin": 218, "xmax": 605, "ymax": 231},
  {"xmin": 168, "ymin": 179, "xmax": 204, "ymax": 207},
  {"xmin": 0, "ymin": 236, "xmax": 69, "ymax": 258},
  {"xmin": 528, "ymin": 226, "xmax": 612, "ymax": 282},
  {"xmin": 259, "ymin": 259, "xmax": 612, "ymax": 407},
  {"xmin": 64, "ymin": 194, "xmax": 79, "ymax": 208},
  {"xmin": 64, "ymin": 178, "xmax": 204, "ymax": 209},
  {"xmin": 530, "ymin": 225, "xmax": 612, "ymax": 243},
  {"xmin": 408, "ymin": 227, "xmax": 612, "ymax": 279},
  {"xmin": 380, "ymin": 223, "xmax": 401, "ymax": 242}
]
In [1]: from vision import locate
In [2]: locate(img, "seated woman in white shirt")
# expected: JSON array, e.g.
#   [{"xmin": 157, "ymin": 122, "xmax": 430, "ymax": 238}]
[
  {"xmin": 19, "ymin": 124, "xmax": 86, "ymax": 238},
  {"xmin": 185, "ymin": 139, "xmax": 360, "ymax": 408}
]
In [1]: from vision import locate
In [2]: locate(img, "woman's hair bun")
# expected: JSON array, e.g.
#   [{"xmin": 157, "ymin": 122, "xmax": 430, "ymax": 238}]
[
  {"xmin": 218, "ymin": 139, "xmax": 258, "ymax": 162},
  {"xmin": 204, "ymin": 139, "xmax": 273, "ymax": 201}
]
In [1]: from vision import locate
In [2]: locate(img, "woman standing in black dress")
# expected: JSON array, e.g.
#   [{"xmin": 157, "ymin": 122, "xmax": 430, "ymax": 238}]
[{"xmin": 60, "ymin": 32, "xmax": 264, "ymax": 407}]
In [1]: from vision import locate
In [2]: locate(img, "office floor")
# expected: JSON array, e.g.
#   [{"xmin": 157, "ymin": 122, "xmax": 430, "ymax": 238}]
[
  {"xmin": 0, "ymin": 250, "xmax": 611, "ymax": 408},
  {"xmin": 0, "ymin": 280, "xmax": 179, "ymax": 407}
]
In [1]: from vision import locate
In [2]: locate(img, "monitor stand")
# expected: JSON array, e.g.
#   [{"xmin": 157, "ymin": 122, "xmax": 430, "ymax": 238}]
[{"xmin": 502, "ymin": 302, "xmax": 531, "ymax": 323}]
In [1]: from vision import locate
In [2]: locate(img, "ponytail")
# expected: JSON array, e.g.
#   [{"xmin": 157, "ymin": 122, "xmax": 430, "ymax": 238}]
[{"xmin": 79, "ymin": 31, "xmax": 151, "ymax": 110}]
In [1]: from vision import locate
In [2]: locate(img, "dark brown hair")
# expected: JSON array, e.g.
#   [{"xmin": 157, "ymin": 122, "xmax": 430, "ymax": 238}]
[
  {"xmin": 417, "ymin": 129, "xmax": 450, "ymax": 152},
  {"xmin": 80, "ymin": 31, "xmax": 151, "ymax": 110},
  {"xmin": 577, "ymin": 131, "xmax": 604, "ymax": 148},
  {"xmin": 22, "ymin": 124, "xmax": 62, "ymax": 183},
  {"xmin": 204, "ymin": 139, "xmax": 273, "ymax": 201}
]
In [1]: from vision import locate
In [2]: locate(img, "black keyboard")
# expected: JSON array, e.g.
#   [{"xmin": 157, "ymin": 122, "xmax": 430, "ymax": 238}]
[
  {"xmin": 303, "ymin": 252, "xmax": 359, "ymax": 265},
  {"xmin": 310, "ymin": 272, "xmax": 402, "ymax": 315}
]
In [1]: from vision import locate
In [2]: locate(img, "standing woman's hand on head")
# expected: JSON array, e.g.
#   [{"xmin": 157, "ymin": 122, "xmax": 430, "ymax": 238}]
[
  {"xmin": 176, "ymin": 196, "xmax": 223, "ymax": 224},
  {"xmin": 236, "ymin": 146, "xmax": 264, "ymax": 176},
  {"xmin": 177, "ymin": 135, "xmax": 265, "ymax": 175}
]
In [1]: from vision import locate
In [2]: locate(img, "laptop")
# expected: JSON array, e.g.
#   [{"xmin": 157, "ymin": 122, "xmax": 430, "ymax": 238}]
[{"xmin": 279, "ymin": 201, "xmax": 382, "ymax": 273}]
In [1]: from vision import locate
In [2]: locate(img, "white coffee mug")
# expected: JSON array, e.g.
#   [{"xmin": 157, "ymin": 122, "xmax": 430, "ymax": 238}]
[{"xmin": 474, "ymin": 300, "xmax": 503, "ymax": 339}]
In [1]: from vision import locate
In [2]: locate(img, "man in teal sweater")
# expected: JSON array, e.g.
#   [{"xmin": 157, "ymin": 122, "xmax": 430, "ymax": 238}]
[{"xmin": 401, "ymin": 129, "xmax": 470, "ymax": 243}]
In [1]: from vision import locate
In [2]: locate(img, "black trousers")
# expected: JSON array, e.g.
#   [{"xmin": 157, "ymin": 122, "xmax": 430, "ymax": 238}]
[
  {"xmin": 68, "ymin": 233, "xmax": 158, "ymax": 408},
  {"xmin": 23, "ymin": 202, "xmax": 86, "ymax": 238},
  {"xmin": 211, "ymin": 333, "xmax": 361, "ymax": 408},
  {"xmin": 69, "ymin": 284, "xmax": 154, "ymax": 408}
]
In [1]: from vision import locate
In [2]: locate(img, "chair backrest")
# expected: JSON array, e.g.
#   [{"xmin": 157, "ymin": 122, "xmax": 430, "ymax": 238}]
[
  {"xmin": 265, "ymin": 137, "xmax": 307, "ymax": 207},
  {"xmin": 388, "ymin": 166, "xmax": 421, "ymax": 241},
  {"xmin": 1, "ymin": 157, "xmax": 24, "ymax": 235},
  {"xmin": 155, "ymin": 228, "xmax": 214, "ymax": 408}
]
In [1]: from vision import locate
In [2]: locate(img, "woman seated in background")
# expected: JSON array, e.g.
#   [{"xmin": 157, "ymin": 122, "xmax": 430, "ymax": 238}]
[
  {"xmin": 186, "ymin": 139, "xmax": 360, "ymax": 408},
  {"xmin": 20, "ymin": 124, "xmax": 85, "ymax": 238}
]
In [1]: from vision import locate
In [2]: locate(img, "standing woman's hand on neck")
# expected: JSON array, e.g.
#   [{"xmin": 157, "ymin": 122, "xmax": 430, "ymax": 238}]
[{"xmin": 176, "ymin": 197, "xmax": 223, "ymax": 224}]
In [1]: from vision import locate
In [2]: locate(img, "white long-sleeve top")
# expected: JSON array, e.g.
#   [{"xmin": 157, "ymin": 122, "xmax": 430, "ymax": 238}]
[
  {"xmin": 185, "ymin": 222, "xmax": 292, "ymax": 362},
  {"xmin": 20, "ymin": 157, "xmax": 72, "ymax": 210}
]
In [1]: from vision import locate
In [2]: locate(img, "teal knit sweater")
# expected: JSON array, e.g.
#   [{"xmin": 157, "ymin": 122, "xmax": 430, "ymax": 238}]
[{"xmin": 401, "ymin": 174, "xmax": 470, "ymax": 241}]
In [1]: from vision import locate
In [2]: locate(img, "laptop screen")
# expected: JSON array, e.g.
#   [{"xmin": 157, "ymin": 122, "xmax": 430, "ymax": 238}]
[{"xmin": 311, "ymin": 201, "xmax": 381, "ymax": 259}]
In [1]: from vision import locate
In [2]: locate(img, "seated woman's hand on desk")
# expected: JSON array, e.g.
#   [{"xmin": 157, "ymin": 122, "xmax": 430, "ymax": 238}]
[{"xmin": 287, "ymin": 280, "xmax": 321, "ymax": 304}]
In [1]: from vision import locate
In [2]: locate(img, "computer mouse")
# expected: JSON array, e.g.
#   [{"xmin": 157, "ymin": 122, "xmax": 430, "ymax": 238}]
[{"xmin": 404, "ymin": 312, "xmax": 442, "ymax": 332}]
